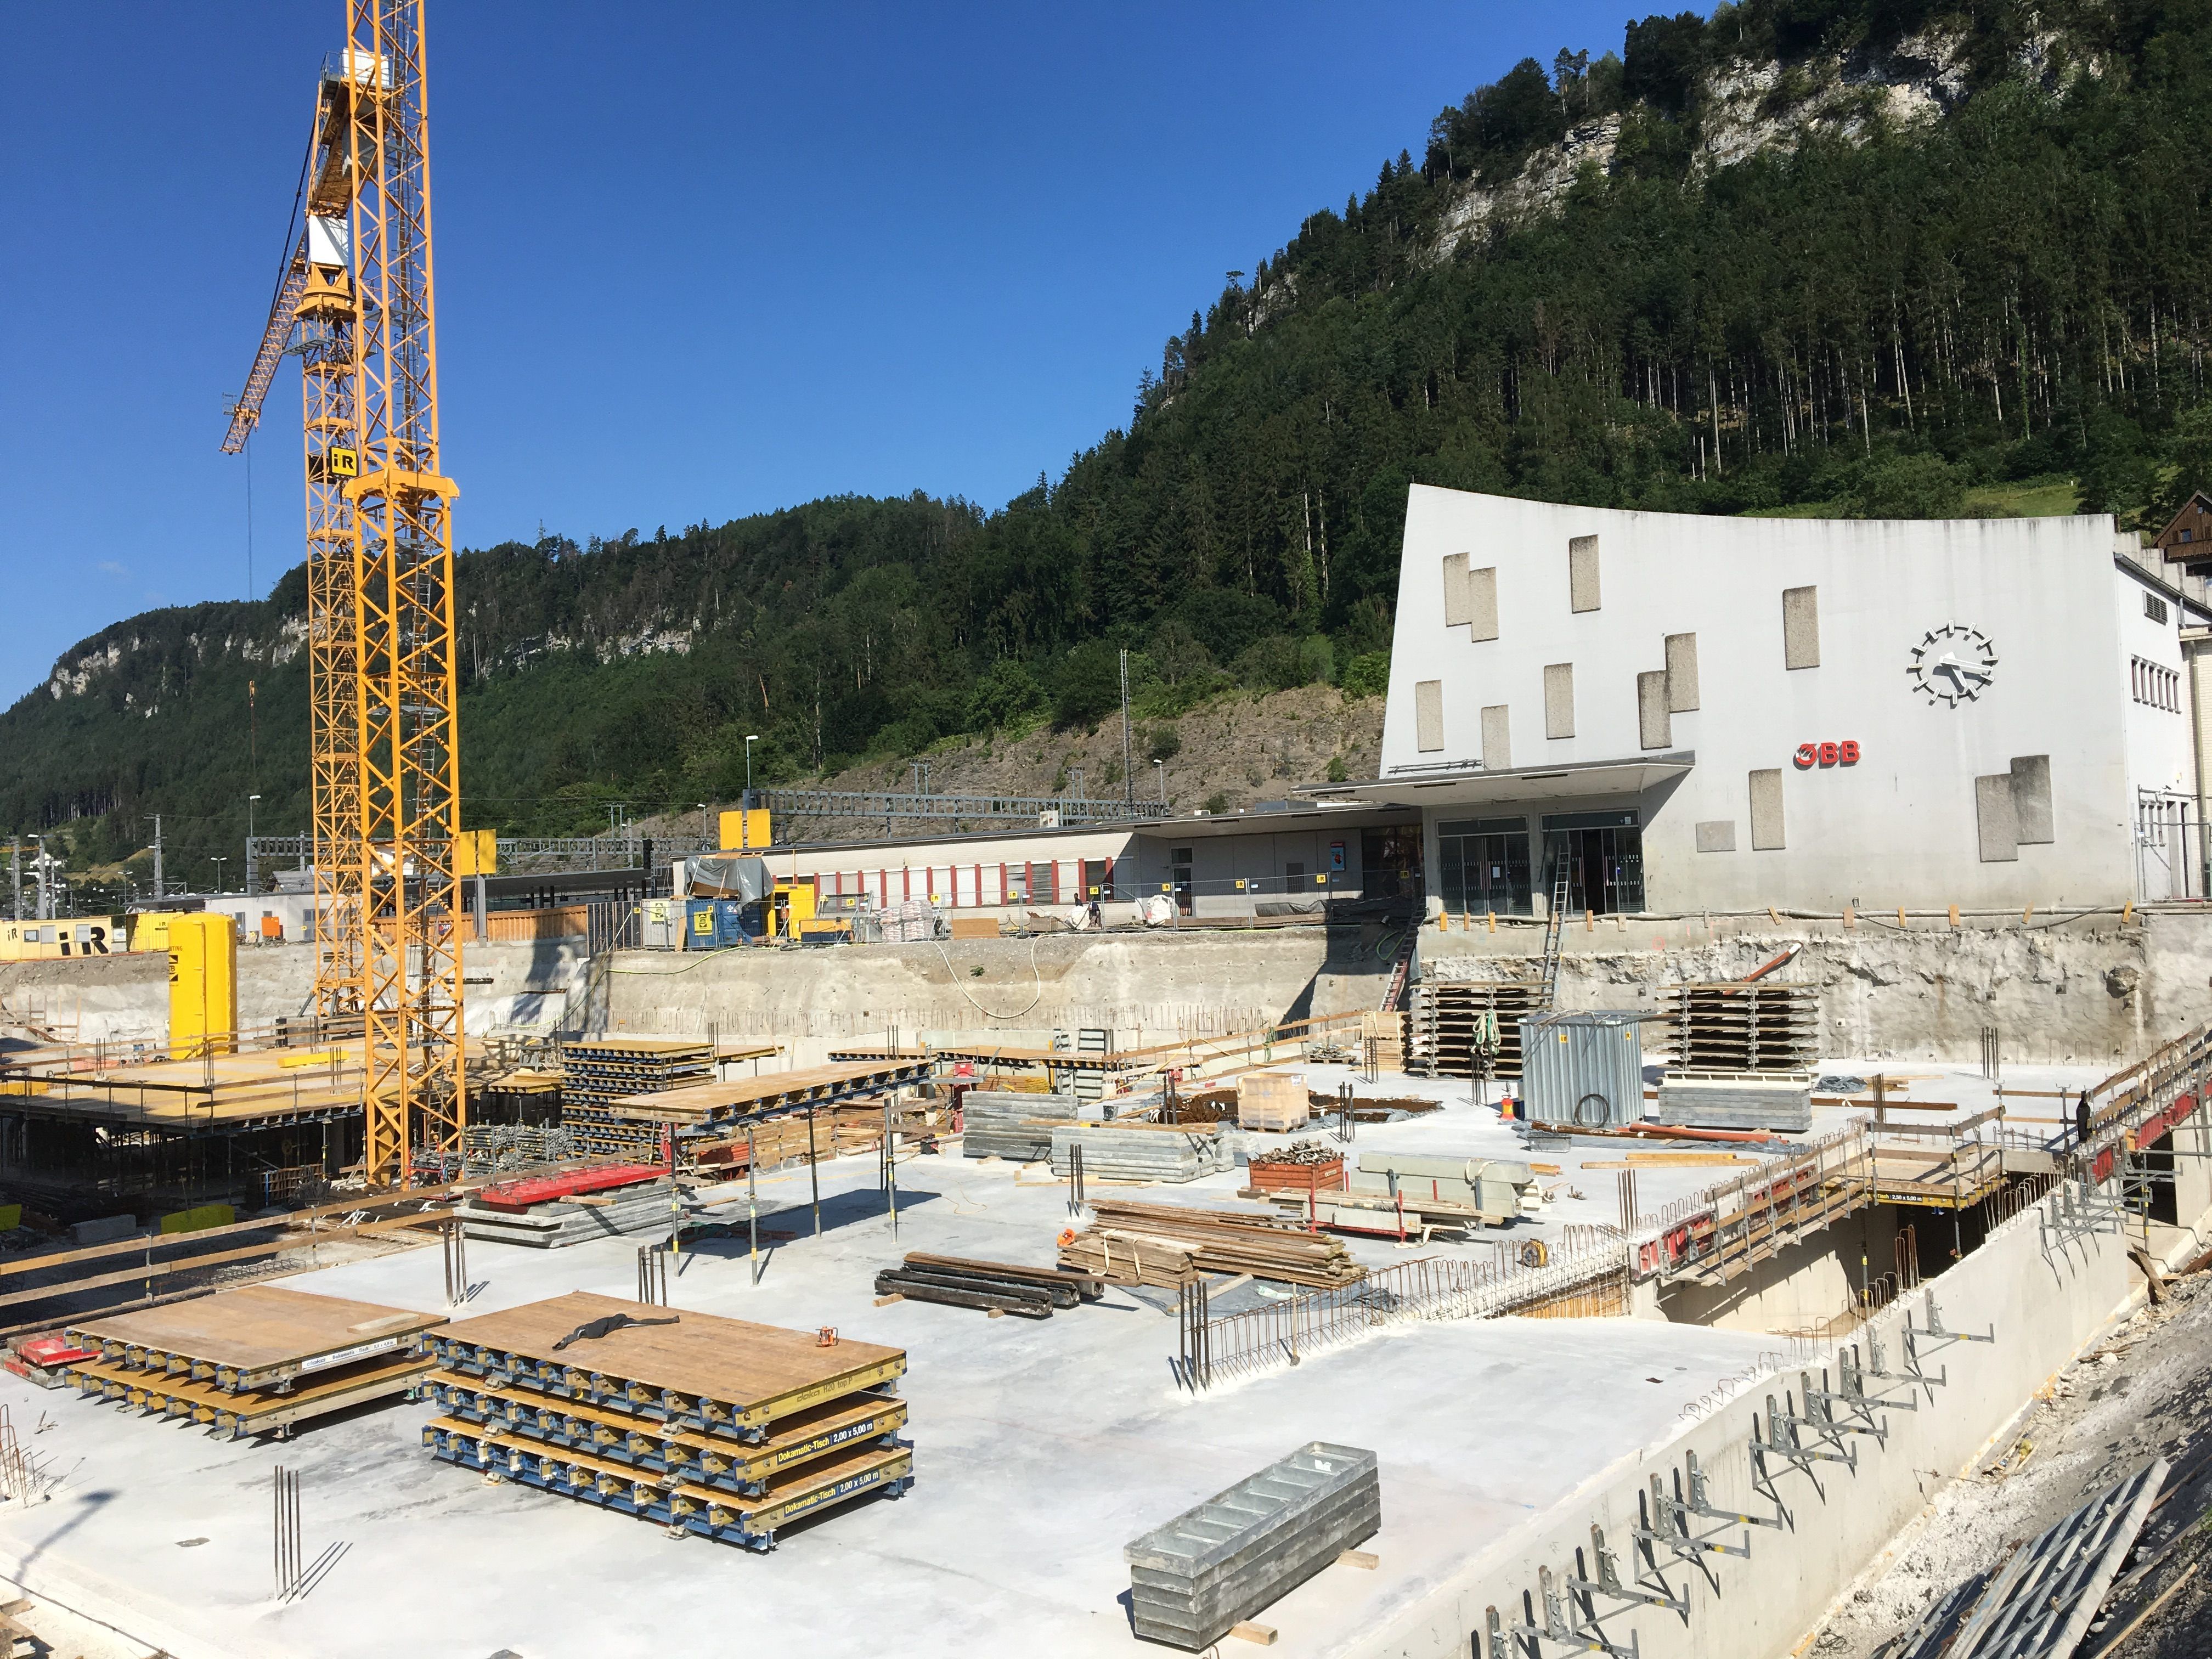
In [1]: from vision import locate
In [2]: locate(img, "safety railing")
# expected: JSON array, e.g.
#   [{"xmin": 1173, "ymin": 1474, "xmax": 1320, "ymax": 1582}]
[{"xmin": 1174, "ymin": 1237, "xmax": 1631, "ymax": 1390}]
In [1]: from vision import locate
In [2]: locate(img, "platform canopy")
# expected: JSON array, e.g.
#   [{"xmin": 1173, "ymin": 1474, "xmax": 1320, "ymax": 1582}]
[{"xmin": 1295, "ymin": 750, "xmax": 1695, "ymax": 810}]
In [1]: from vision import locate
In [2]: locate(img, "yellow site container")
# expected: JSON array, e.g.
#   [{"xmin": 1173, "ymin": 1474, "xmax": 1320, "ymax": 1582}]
[
  {"xmin": 454, "ymin": 828, "xmax": 498, "ymax": 877},
  {"xmin": 0, "ymin": 916, "xmax": 126, "ymax": 961},
  {"xmin": 130, "ymin": 912, "xmax": 174, "ymax": 953},
  {"xmin": 774, "ymin": 878, "xmax": 819, "ymax": 939},
  {"xmin": 719, "ymin": 808, "xmax": 772, "ymax": 850},
  {"xmin": 159, "ymin": 1203, "xmax": 234, "ymax": 1235},
  {"xmin": 167, "ymin": 912, "xmax": 238, "ymax": 1059}
]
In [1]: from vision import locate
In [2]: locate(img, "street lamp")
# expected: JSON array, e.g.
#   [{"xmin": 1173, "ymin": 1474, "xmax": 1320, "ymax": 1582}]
[
  {"xmin": 698, "ymin": 803, "xmax": 713, "ymax": 845},
  {"xmin": 209, "ymin": 856, "xmax": 228, "ymax": 894},
  {"xmin": 1153, "ymin": 759, "xmax": 1166, "ymax": 805}
]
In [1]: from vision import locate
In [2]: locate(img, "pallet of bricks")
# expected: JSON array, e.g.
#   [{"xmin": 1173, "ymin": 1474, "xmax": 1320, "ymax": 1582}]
[
  {"xmin": 1664, "ymin": 982, "xmax": 1818, "ymax": 1071},
  {"xmin": 57, "ymin": 1286, "xmax": 444, "ymax": 1440},
  {"xmin": 560, "ymin": 1037, "xmax": 713, "ymax": 1160},
  {"xmin": 420, "ymin": 1290, "xmax": 911, "ymax": 1551},
  {"xmin": 1402, "ymin": 980, "xmax": 1542, "ymax": 1077}
]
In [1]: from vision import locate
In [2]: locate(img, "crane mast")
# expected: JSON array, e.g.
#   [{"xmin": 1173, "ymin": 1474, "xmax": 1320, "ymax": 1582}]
[{"xmin": 340, "ymin": 1, "xmax": 466, "ymax": 1183}]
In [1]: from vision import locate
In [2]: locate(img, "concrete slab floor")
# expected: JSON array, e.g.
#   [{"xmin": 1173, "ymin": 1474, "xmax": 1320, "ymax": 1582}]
[{"xmin": 0, "ymin": 1084, "xmax": 1800, "ymax": 1659}]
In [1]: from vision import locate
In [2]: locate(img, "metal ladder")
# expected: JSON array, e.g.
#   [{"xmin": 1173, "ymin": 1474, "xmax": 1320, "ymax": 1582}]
[
  {"xmin": 1536, "ymin": 861, "xmax": 1571, "ymax": 1008},
  {"xmin": 1376, "ymin": 918, "xmax": 1420, "ymax": 1013}
]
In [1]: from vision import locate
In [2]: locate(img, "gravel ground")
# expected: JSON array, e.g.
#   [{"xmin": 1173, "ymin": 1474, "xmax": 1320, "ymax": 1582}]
[{"xmin": 1808, "ymin": 1260, "xmax": 2212, "ymax": 1658}]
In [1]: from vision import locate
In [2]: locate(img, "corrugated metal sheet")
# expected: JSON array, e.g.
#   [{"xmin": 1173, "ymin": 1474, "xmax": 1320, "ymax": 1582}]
[{"xmin": 1519, "ymin": 1012, "xmax": 1646, "ymax": 1128}]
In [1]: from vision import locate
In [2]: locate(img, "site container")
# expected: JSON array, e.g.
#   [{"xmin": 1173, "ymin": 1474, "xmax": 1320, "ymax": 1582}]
[{"xmin": 1517, "ymin": 1011, "xmax": 1647, "ymax": 1128}]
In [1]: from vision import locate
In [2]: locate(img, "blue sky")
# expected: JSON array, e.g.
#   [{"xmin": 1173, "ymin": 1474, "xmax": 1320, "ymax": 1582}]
[{"xmin": 0, "ymin": 1, "xmax": 1655, "ymax": 706}]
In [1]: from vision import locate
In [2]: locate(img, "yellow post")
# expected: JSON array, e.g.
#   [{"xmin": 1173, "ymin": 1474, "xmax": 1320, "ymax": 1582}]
[{"xmin": 167, "ymin": 913, "xmax": 238, "ymax": 1060}]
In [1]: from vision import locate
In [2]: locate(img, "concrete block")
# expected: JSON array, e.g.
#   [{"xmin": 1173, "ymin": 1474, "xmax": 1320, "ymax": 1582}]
[
  {"xmin": 1543, "ymin": 664, "xmax": 1574, "ymax": 738},
  {"xmin": 2012, "ymin": 754, "xmax": 2055, "ymax": 844},
  {"xmin": 70, "ymin": 1215, "xmax": 137, "ymax": 1246},
  {"xmin": 1665, "ymin": 631, "xmax": 1700, "ymax": 710},
  {"xmin": 1977, "ymin": 772, "xmax": 2020, "ymax": 862},
  {"xmin": 1638, "ymin": 672, "xmax": 1671, "ymax": 750},
  {"xmin": 1481, "ymin": 704, "xmax": 1511, "ymax": 770},
  {"xmin": 1749, "ymin": 769, "xmax": 1785, "ymax": 850},
  {"xmin": 1415, "ymin": 681, "xmax": 1443, "ymax": 752},
  {"xmin": 1440, "ymin": 554, "xmax": 1471, "ymax": 627},
  {"xmin": 1568, "ymin": 535, "xmax": 1601, "ymax": 612},
  {"xmin": 1782, "ymin": 585, "xmax": 1820, "ymax": 668},
  {"xmin": 1467, "ymin": 566, "xmax": 1498, "ymax": 641}
]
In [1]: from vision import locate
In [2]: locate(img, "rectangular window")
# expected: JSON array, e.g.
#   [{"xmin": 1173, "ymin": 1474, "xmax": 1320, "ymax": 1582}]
[
  {"xmin": 2147, "ymin": 591, "xmax": 2171, "ymax": 624},
  {"xmin": 1029, "ymin": 862, "xmax": 1058, "ymax": 905},
  {"xmin": 1285, "ymin": 861, "xmax": 1306, "ymax": 894},
  {"xmin": 1568, "ymin": 534, "xmax": 1601, "ymax": 612},
  {"xmin": 1468, "ymin": 567, "xmax": 1499, "ymax": 641},
  {"xmin": 1637, "ymin": 671, "xmax": 1671, "ymax": 750},
  {"xmin": 1414, "ymin": 680, "xmax": 1444, "ymax": 752},
  {"xmin": 1782, "ymin": 586, "xmax": 1820, "ymax": 669},
  {"xmin": 1748, "ymin": 769, "xmax": 1786, "ymax": 850},
  {"xmin": 1170, "ymin": 847, "xmax": 1194, "ymax": 915},
  {"xmin": 1481, "ymin": 704, "xmax": 1511, "ymax": 770},
  {"xmin": 1543, "ymin": 663, "xmax": 1574, "ymax": 738},
  {"xmin": 1004, "ymin": 864, "xmax": 1028, "ymax": 904},
  {"xmin": 1665, "ymin": 632, "xmax": 1700, "ymax": 711}
]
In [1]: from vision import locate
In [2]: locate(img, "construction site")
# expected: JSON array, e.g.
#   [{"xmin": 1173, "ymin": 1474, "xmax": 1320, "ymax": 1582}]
[{"xmin": 9, "ymin": 8, "xmax": 2212, "ymax": 1659}]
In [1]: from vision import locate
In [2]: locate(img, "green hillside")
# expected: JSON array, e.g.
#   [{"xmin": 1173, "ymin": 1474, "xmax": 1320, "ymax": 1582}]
[{"xmin": 12, "ymin": 0, "xmax": 2212, "ymax": 897}]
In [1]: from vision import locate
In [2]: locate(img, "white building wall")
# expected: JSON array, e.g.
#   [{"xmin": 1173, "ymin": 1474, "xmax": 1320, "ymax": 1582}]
[{"xmin": 1386, "ymin": 487, "xmax": 2192, "ymax": 912}]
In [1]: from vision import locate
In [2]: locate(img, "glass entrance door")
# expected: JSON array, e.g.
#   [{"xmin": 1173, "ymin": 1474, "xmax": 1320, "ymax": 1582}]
[
  {"xmin": 1438, "ymin": 818, "xmax": 1533, "ymax": 916},
  {"xmin": 1541, "ymin": 811, "xmax": 1644, "ymax": 915}
]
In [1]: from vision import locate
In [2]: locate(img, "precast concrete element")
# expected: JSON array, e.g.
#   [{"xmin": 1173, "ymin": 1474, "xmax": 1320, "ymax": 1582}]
[{"xmin": 1354, "ymin": 1178, "xmax": 2153, "ymax": 1659}]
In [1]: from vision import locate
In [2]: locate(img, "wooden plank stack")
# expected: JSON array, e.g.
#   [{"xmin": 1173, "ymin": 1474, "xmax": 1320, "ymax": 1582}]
[
  {"xmin": 419, "ymin": 1290, "xmax": 911, "ymax": 1552},
  {"xmin": 1403, "ymin": 981, "xmax": 1543, "ymax": 1077},
  {"xmin": 873, "ymin": 1252, "xmax": 1105, "ymax": 1318},
  {"xmin": 58, "ymin": 1285, "xmax": 443, "ymax": 1440},
  {"xmin": 1058, "ymin": 1199, "xmax": 1367, "ymax": 1289},
  {"xmin": 560, "ymin": 1037, "xmax": 713, "ymax": 1160},
  {"xmin": 1665, "ymin": 983, "xmax": 1820, "ymax": 1072}
]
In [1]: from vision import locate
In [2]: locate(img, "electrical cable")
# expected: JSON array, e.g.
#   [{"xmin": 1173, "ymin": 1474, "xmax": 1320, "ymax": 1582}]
[{"xmin": 934, "ymin": 935, "xmax": 1045, "ymax": 1020}]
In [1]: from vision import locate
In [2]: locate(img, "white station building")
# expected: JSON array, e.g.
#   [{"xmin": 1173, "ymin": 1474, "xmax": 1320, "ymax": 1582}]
[{"xmin": 1308, "ymin": 486, "xmax": 2212, "ymax": 916}]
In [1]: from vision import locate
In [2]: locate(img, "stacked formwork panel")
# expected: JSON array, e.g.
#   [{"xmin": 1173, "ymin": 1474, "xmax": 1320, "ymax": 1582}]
[
  {"xmin": 58, "ymin": 1285, "xmax": 443, "ymax": 1440},
  {"xmin": 1126, "ymin": 1442, "xmax": 1381, "ymax": 1649},
  {"xmin": 1402, "ymin": 981, "xmax": 1543, "ymax": 1079},
  {"xmin": 560, "ymin": 1037, "xmax": 712, "ymax": 1160},
  {"xmin": 1664, "ymin": 983, "xmax": 1820, "ymax": 1071},
  {"xmin": 420, "ymin": 1291, "xmax": 911, "ymax": 1551}
]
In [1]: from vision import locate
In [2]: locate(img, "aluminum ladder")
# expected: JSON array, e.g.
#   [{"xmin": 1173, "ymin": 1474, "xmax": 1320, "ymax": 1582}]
[{"xmin": 1536, "ymin": 860, "xmax": 1571, "ymax": 1008}]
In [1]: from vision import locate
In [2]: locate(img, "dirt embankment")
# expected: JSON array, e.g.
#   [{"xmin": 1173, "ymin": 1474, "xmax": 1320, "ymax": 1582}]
[{"xmin": 643, "ymin": 686, "xmax": 1384, "ymax": 841}]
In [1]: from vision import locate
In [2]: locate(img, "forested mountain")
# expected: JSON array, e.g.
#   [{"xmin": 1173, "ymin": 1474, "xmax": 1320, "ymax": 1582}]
[{"xmin": 13, "ymin": 0, "xmax": 2212, "ymax": 896}]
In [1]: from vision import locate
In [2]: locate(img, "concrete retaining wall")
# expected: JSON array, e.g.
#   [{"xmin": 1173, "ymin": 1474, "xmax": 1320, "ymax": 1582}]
[
  {"xmin": 1424, "ymin": 906, "xmax": 2212, "ymax": 1065},
  {"xmin": 1357, "ymin": 1185, "xmax": 2155, "ymax": 1659},
  {"xmin": 0, "ymin": 938, "xmax": 591, "ymax": 1046}
]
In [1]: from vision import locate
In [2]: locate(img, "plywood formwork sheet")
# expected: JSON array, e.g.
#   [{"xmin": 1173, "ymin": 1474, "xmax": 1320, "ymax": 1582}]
[{"xmin": 66, "ymin": 1285, "xmax": 445, "ymax": 1391}]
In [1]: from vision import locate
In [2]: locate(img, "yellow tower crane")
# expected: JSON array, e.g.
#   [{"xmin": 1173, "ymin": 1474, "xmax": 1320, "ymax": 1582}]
[{"xmin": 225, "ymin": 2, "xmax": 466, "ymax": 1185}]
